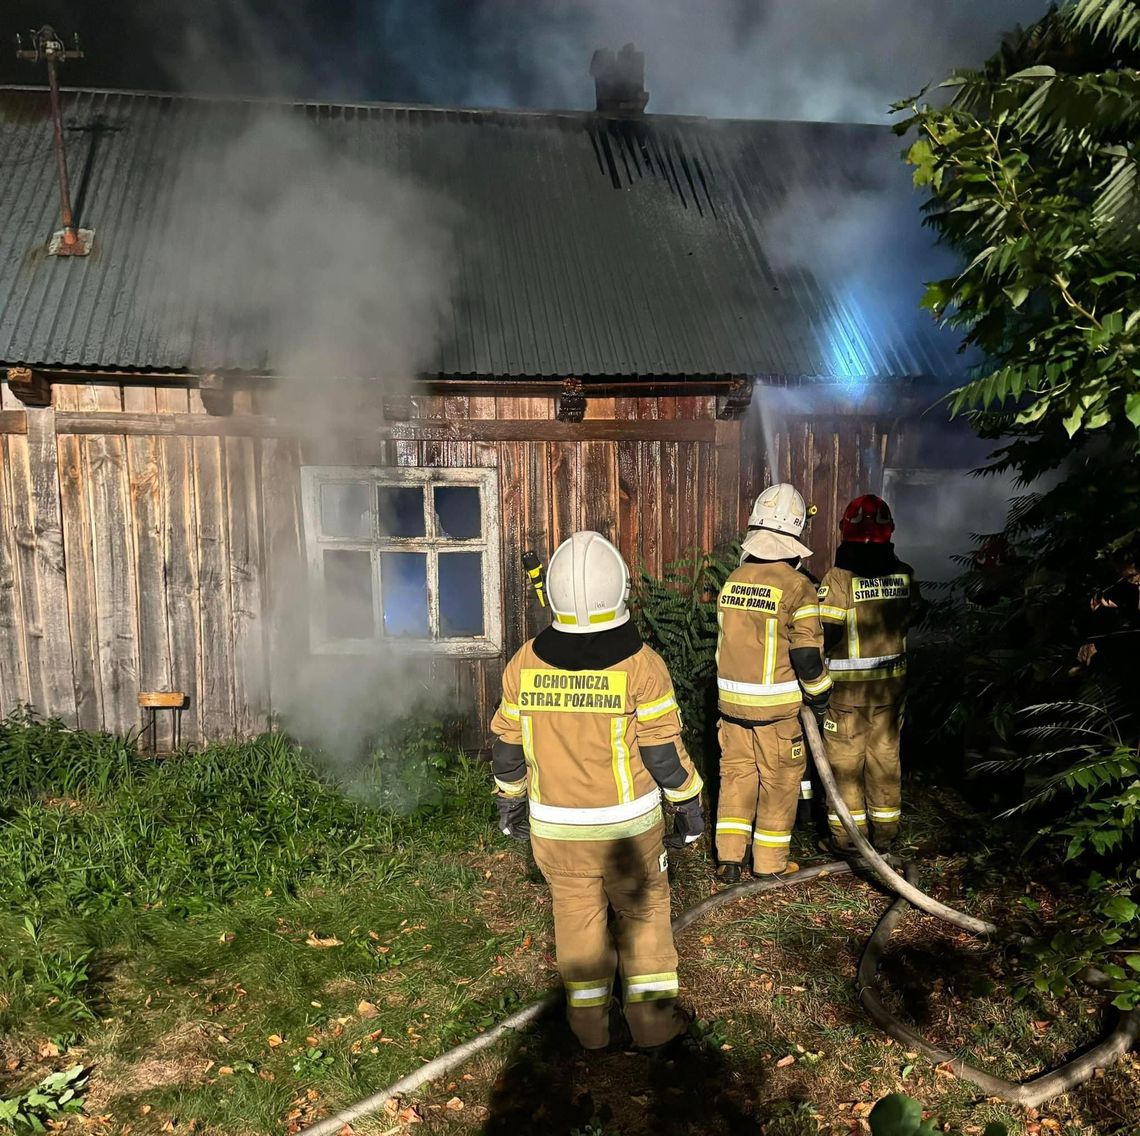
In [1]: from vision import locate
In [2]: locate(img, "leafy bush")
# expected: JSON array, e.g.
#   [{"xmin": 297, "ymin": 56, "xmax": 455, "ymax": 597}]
[
  {"xmin": 0, "ymin": 1066, "xmax": 88, "ymax": 1132},
  {"xmin": 631, "ymin": 543, "xmax": 740, "ymax": 764}
]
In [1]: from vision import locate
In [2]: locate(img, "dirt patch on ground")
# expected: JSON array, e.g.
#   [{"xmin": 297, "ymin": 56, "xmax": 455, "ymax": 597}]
[{"xmin": 85, "ymin": 1021, "xmax": 214, "ymax": 1109}]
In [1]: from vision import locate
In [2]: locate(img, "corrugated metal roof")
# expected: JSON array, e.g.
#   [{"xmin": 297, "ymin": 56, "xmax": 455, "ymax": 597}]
[{"xmin": 0, "ymin": 87, "xmax": 964, "ymax": 381}]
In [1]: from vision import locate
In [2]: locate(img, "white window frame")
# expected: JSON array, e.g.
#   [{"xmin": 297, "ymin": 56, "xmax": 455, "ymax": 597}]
[{"xmin": 301, "ymin": 466, "xmax": 502, "ymax": 658}]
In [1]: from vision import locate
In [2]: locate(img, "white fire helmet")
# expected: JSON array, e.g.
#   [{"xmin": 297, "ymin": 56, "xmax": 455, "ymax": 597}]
[
  {"xmin": 546, "ymin": 530, "xmax": 631, "ymax": 634},
  {"xmin": 741, "ymin": 482, "xmax": 813, "ymax": 561}
]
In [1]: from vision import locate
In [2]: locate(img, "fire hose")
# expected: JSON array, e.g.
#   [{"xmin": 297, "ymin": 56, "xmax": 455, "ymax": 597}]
[{"xmin": 300, "ymin": 712, "xmax": 1138, "ymax": 1135}]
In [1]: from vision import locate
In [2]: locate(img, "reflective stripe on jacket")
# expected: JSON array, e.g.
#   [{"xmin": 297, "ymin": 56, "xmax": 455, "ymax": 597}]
[
  {"xmin": 818, "ymin": 565, "xmax": 917, "ymax": 706},
  {"xmin": 489, "ymin": 641, "xmax": 702, "ymax": 840},
  {"xmin": 715, "ymin": 560, "xmax": 830, "ymax": 722}
]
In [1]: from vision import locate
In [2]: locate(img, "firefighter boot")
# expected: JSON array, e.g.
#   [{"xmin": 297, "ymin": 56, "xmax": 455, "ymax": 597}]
[{"xmin": 716, "ymin": 861, "xmax": 743, "ymax": 886}]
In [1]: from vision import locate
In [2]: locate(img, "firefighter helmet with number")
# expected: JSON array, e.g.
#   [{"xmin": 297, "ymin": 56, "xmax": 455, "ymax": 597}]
[
  {"xmin": 547, "ymin": 530, "xmax": 631, "ymax": 633},
  {"xmin": 742, "ymin": 482, "xmax": 813, "ymax": 561},
  {"xmin": 840, "ymin": 494, "xmax": 895, "ymax": 544}
]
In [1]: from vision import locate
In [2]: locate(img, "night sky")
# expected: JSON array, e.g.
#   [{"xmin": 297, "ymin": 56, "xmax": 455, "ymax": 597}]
[{"xmin": 2, "ymin": 0, "xmax": 1052, "ymax": 122}]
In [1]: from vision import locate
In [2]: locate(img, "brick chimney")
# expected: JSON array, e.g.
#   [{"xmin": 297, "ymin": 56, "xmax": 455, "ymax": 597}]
[{"xmin": 590, "ymin": 43, "xmax": 649, "ymax": 114}]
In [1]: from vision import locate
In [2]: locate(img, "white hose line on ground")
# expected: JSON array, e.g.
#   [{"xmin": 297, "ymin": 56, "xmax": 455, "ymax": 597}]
[
  {"xmin": 858, "ymin": 863, "xmax": 1140, "ymax": 1108},
  {"xmin": 298, "ymin": 861, "xmax": 855, "ymax": 1136},
  {"xmin": 799, "ymin": 710, "xmax": 999, "ymax": 938},
  {"xmin": 301, "ymin": 716, "xmax": 1130, "ymax": 1134}
]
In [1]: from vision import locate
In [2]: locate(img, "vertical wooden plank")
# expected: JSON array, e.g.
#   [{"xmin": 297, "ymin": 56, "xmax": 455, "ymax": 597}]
[
  {"xmin": 193, "ymin": 436, "xmax": 235, "ymax": 741},
  {"xmin": 656, "ymin": 442, "xmax": 679, "ymax": 568},
  {"xmin": 7, "ymin": 411, "xmax": 76, "ymax": 724},
  {"xmin": 499, "ymin": 442, "xmax": 526, "ymax": 656},
  {"xmin": 123, "ymin": 385, "xmax": 159, "ymax": 414},
  {"xmin": 522, "ymin": 441, "xmax": 549, "ymax": 641},
  {"xmin": 580, "ymin": 442, "xmax": 617, "ymax": 543},
  {"xmin": 51, "ymin": 384, "xmax": 79, "ymax": 412},
  {"xmin": 157, "ymin": 387, "xmax": 190, "ymax": 414},
  {"xmin": 86, "ymin": 432, "xmax": 140, "ymax": 734},
  {"xmin": 226, "ymin": 436, "xmax": 270, "ymax": 737},
  {"xmin": 0, "ymin": 438, "xmax": 30, "ymax": 711},
  {"xmin": 160, "ymin": 434, "xmax": 201, "ymax": 745},
  {"xmin": 714, "ymin": 420, "xmax": 743, "ymax": 549},
  {"xmin": 57, "ymin": 435, "xmax": 104, "ymax": 731},
  {"xmin": 616, "ymin": 439, "xmax": 640, "ymax": 575},
  {"xmin": 1, "ymin": 381, "xmax": 21, "ymax": 411},
  {"xmin": 260, "ymin": 437, "xmax": 304, "ymax": 722},
  {"xmin": 548, "ymin": 441, "xmax": 578, "ymax": 552},
  {"xmin": 126, "ymin": 434, "xmax": 173, "ymax": 739}
]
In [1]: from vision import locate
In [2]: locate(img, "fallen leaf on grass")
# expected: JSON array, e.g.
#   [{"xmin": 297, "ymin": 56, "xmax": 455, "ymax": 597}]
[
  {"xmin": 4, "ymin": 1058, "xmax": 19, "ymax": 1071},
  {"xmin": 218, "ymin": 932, "xmax": 235, "ymax": 944},
  {"xmin": 267, "ymin": 1034, "xmax": 284, "ymax": 1048},
  {"xmin": 218, "ymin": 1066, "xmax": 235, "ymax": 1076},
  {"xmin": 38, "ymin": 1041, "xmax": 60, "ymax": 1058},
  {"xmin": 140, "ymin": 1105, "xmax": 153, "ymax": 1116},
  {"xmin": 306, "ymin": 932, "xmax": 343, "ymax": 949},
  {"xmin": 775, "ymin": 1055, "xmax": 796, "ymax": 1068},
  {"xmin": 445, "ymin": 1097, "xmax": 465, "ymax": 1111},
  {"xmin": 357, "ymin": 1000, "xmax": 379, "ymax": 1019},
  {"xmin": 699, "ymin": 935, "xmax": 714, "ymax": 945},
  {"xmin": 399, "ymin": 1105, "xmax": 423, "ymax": 1124}
]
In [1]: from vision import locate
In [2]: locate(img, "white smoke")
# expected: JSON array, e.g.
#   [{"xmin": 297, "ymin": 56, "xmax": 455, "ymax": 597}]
[{"xmin": 154, "ymin": 106, "xmax": 462, "ymax": 775}]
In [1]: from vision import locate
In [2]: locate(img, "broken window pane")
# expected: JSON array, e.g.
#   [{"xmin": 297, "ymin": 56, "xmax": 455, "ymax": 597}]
[
  {"xmin": 324, "ymin": 550, "xmax": 375, "ymax": 639},
  {"xmin": 320, "ymin": 482, "xmax": 371, "ymax": 538},
  {"xmin": 381, "ymin": 552, "xmax": 429, "ymax": 638},
  {"xmin": 433, "ymin": 485, "xmax": 482, "ymax": 540},
  {"xmin": 439, "ymin": 552, "xmax": 484, "ymax": 637},
  {"xmin": 377, "ymin": 486, "xmax": 425, "ymax": 538}
]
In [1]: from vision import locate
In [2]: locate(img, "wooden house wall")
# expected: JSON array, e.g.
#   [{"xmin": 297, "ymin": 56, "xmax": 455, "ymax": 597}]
[{"xmin": 0, "ymin": 382, "xmax": 744, "ymax": 749}]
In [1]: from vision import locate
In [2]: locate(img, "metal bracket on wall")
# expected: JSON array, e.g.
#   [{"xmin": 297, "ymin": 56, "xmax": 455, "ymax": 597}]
[
  {"xmin": 4, "ymin": 367, "xmax": 52, "ymax": 407},
  {"xmin": 715, "ymin": 376, "xmax": 754, "ymax": 420},
  {"xmin": 555, "ymin": 378, "xmax": 586, "ymax": 422}
]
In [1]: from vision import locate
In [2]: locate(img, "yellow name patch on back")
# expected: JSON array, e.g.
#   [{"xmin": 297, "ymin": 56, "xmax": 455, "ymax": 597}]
[
  {"xmin": 518, "ymin": 669, "xmax": 628, "ymax": 713},
  {"xmin": 719, "ymin": 581, "xmax": 783, "ymax": 614},
  {"xmin": 852, "ymin": 574, "xmax": 910, "ymax": 603}
]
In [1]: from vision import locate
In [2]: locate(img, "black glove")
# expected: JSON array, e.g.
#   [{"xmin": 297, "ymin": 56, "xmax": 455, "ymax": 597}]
[
  {"xmin": 495, "ymin": 795, "xmax": 530, "ymax": 842},
  {"xmin": 665, "ymin": 795, "xmax": 704, "ymax": 849},
  {"xmin": 805, "ymin": 697, "xmax": 829, "ymax": 733}
]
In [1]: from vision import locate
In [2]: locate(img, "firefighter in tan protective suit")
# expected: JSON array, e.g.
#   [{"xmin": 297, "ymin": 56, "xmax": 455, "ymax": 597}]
[
  {"xmin": 818, "ymin": 494, "xmax": 919, "ymax": 851},
  {"xmin": 714, "ymin": 484, "xmax": 832, "ymax": 885},
  {"xmin": 490, "ymin": 531, "xmax": 704, "ymax": 1051}
]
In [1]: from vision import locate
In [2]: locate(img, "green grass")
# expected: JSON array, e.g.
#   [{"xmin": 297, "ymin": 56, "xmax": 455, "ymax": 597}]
[
  {"xmin": 0, "ymin": 712, "xmax": 549, "ymax": 1134},
  {"xmin": 2, "ymin": 715, "xmax": 1137, "ymax": 1136}
]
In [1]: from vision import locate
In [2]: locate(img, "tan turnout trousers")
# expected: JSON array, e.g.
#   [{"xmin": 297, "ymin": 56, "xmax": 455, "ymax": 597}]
[
  {"xmin": 822, "ymin": 703, "xmax": 902, "ymax": 846},
  {"xmin": 489, "ymin": 639, "xmax": 700, "ymax": 1050},
  {"xmin": 714, "ymin": 560, "xmax": 829, "ymax": 872},
  {"xmin": 716, "ymin": 717, "xmax": 806, "ymax": 871},
  {"xmin": 531, "ymin": 824, "xmax": 685, "ymax": 1049}
]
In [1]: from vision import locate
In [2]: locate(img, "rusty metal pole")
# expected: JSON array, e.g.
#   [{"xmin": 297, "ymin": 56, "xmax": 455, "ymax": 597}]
[
  {"xmin": 43, "ymin": 47, "xmax": 77, "ymax": 248},
  {"xmin": 16, "ymin": 26, "xmax": 86, "ymax": 254}
]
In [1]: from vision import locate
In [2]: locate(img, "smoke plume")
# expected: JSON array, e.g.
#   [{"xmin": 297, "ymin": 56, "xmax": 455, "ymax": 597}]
[
  {"xmin": 14, "ymin": 0, "xmax": 1051, "ymax": 123},
  {"xmin": 157, "ymin": 107, "xmax": 461, "ymax": 779}
]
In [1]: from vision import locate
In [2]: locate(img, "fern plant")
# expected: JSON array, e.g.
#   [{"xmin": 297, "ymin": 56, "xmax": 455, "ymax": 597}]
[
  {"xmin": 977, "ymin": 695, "xmax": 1139, "ymax": 1009},
  {"xmin": 631, "ymin": 542, "xmax": 741, "ymax": 767}
]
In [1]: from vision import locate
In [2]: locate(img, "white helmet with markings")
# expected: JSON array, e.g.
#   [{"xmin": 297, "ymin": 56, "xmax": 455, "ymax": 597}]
[
  {"xmin": 741, "ymin": 482, "xmax": 813, "ymax": 561},
  {"xmin": 547, "ymin": 530, "xmax": 630, "ymax": 634}
]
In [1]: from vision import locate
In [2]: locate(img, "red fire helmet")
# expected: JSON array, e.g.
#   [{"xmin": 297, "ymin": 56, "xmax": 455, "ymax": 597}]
[{"xmin": 840, "ymin": 494, "xmax": 895, "ymax": 544}]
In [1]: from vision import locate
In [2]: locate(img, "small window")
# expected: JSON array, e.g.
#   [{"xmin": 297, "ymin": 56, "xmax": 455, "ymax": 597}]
[{"xmin": 302, "ymin": 467, "xmax": 501, "ymax": 656}]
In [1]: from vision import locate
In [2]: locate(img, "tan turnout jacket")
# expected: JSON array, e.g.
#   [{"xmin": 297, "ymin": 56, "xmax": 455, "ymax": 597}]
[
  {"xmin": 716, "ymin": 561, "xmax": 831, "ymax": 722},
  {"xmin": 818, "ymin": 565, "xmax": 917, "ymax": 706},
  {"xmin": 490, "ymin": 640, "xmax": 702, "ymax": 842}
]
